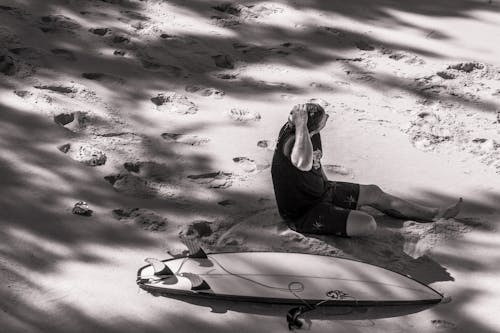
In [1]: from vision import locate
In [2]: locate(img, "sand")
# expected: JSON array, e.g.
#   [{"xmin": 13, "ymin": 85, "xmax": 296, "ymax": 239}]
[{"xmin": 1, "ymin": 0, "xmax": 500, "ymax": 332}]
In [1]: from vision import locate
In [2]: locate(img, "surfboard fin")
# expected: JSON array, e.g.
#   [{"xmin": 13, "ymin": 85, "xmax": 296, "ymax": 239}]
[
  {"xmin": 180, "ymin": 236, "xmax": 208, "ymax": 259},
  {"xmin": 181, "ymin": 272, "xmax": 213, "ymax": 292},
  {"xmin": 145, "ymin": 258, "xmax": 174, "ymax": 276}
]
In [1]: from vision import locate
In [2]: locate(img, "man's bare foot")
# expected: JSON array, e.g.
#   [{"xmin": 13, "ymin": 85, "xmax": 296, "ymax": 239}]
[{"xmin": 434, "ymin": 198, "xmax": 463, "ymax": 220}]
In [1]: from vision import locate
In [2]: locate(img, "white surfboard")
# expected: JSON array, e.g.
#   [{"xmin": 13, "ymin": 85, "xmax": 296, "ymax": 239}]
[{"xmin": 137, "ymin": 251, "xmax": 442, "ymax": 306}]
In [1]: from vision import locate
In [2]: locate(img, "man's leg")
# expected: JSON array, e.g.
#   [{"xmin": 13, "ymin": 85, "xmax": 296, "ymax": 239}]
[{"xmin": 357, "ymin": 184, "xmax": 462, "ymax": 222}]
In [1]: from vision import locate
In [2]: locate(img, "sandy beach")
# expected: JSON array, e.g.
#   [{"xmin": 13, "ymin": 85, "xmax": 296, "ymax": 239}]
[{"xmin": 1, "ymin": 0, "xmax": 500, "ymax": 332}]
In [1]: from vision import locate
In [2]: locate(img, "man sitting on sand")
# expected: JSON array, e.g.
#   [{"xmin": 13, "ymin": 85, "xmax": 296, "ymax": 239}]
[{"xmin": 271, "ymin": 103, "xmax": 462, "ymax": 237}]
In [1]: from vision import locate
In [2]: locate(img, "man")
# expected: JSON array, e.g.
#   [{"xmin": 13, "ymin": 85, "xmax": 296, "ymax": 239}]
[{"xmin": 271, "ymin": 103, "xmax": 462, "ymax": 237}]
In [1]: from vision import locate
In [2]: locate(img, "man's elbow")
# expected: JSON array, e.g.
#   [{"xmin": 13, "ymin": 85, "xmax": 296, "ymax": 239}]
[{"xmin": 292, "ymin": 159, "xmax": 312, "ymax": 171}]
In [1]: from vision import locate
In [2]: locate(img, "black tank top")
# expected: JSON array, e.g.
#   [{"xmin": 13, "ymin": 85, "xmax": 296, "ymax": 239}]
[{"xmin": 271, "ymin": 123, "xmax": 328, "ymax": 220}]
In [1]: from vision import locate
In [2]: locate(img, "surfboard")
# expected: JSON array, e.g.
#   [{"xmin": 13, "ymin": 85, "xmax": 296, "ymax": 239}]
[{"xmin": 136, "ymin": 251, "xmax": 443, "ymax": 307}]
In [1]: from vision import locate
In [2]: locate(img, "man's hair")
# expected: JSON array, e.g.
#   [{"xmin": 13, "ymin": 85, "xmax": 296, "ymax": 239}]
[{"xmin": 288, "ymin": 103, "xmax": 326, "ymax": 133}]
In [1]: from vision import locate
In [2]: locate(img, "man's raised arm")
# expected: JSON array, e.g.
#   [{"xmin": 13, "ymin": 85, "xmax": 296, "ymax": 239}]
[{"xmin": 289, "ymin": 104, "xmax": 313, "ymax": 171}]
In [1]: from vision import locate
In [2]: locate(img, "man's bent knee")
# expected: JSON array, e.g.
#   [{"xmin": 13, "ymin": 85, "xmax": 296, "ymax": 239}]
[
  {"xmin": 358, "ymin": 184, "xmax": 385, "ymax": 206},
  {"xmin": 346, "ymin": 211, "xmax": 377, "ymax": 237}
]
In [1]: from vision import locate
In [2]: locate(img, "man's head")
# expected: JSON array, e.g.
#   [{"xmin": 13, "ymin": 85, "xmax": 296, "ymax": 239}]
[{"xmin": 288, "ymin": 103, "xmax": 327, "ymax": 133}]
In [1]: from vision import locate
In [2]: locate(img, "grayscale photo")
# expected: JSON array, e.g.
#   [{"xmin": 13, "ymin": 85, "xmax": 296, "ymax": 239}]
[{"xmin": 1, "ymin": 0, "xmax": 499, "ymax": 332}]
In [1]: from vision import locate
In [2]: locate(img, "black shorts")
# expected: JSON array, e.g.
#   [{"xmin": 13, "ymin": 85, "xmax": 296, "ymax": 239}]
[{"xmin": 289, "ymin": 181, "xmax": 360, "ymax": 237}]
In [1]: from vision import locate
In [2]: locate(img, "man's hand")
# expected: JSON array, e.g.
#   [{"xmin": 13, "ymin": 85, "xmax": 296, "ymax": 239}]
[{"xmin": 289, "ymin": 104, "xmax": 308, "ymax": 128}]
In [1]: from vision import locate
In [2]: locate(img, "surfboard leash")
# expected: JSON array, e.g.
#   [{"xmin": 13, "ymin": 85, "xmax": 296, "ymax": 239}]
[{"xmin": 287, "ymin": 289, "xmax": 358, "ymax": 330}]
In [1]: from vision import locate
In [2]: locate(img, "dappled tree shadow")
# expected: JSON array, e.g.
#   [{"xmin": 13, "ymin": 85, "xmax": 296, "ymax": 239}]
[{"xmin": 1, "ymin": 0, "xmax": 500, "ymax": 332}]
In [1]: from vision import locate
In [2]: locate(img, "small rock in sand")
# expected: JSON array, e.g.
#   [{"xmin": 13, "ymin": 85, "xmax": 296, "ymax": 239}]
[{"xmin": 72, "ymin": 201, "xmax": 93, "ymax": 216}]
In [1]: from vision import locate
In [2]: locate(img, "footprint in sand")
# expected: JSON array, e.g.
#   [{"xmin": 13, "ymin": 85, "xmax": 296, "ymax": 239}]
[
  {"xmin": 218, "ymin": 199, "xmax": 237, "ymax": 207},
  {"xmin": 436, "ymin": 71, "xmax": 456, "ymax": 80},
  {"xmin": 58, "ymin": 142, "xmax": 107, "ymax": 166},
  {"xmin": 211, "ymin": 3, "xmax": 279, "ymax": 26},
  {"xmin": 80, "ymin": 11, "xmax": 109, "ymax": 18},
  {"xmin": 8, "ymin": 47, "xmax": 45, "ymax": 62},
  {"xmin": 112, "ymin": 208, "xmax": 168, "ymax": 232},
  {"xmin": 54, "ymin": 112, "xmax": 76, "ymax": 126},
  {"xmin": 161, "ymin": 133, "xmax": 209, "ymax": 146},
  {"xmin": 233, "ymin": 157, "xmax": 257, "ymax": 173},
  {"xmin": 89, "ymin": 27, "xmax": 111, "ymax": 36},
  {"xmin": 39, "ymin": 15, "xmax": 80, "ymax": 33},
  {"xmin": 112, "ymin": 35, "xmax": 130, "ymax": 44},
  {"xmin": 210, "ymin": 4, "xmax": 245, "ymax": 27},
  {"xmin": 54, "ymin": 111, "xmax": 112, "ymax": 134},
  {"xmin": 233, "ymin": 157, "xmax": 270, "ymax": 173},
  {"xmin": 212, "ymin": 54, "xmax": 235, "ymax": 69},
  {"xmin": 228, "ymin": 108, "xmax": 261, "ymax": 122},
  {"xmin": 407, "ymin": 112, "xmax": 453, "ymax": 151},
  {"xmin": 216, "ymin": 73, "xmax": 238, "ymax": 80},
  {"xmin": 123, "ymin": 161, "xmax": 171, "ymax": 182},
  {"xmin": 0, "ymin": 4, "xmax": 28, "ymax": 19},
  {"xmin": 140, "ymin": 58, "xmax": 183, "ymax": 76},
  {"xmin": 187, "ymin": 171, "xmax": 233, "ymax": 189},
  {"xmin": 104, "ymin": 173, "xmax": 175, "ymax": 198},
  {"xmin": 256, "ymin": 140, "xmax": 276, "ymax": 150},
  {"xmin": 386, "ymin": 50, "xmax": 425, "ymax": 65},
  {"xmin": 50, "ymin": 49, "xmax": 76, "ymax": 61},
  {"xmin": 0, "ymin": 52, "xmax": 17, "ymax": 76},
  {"xmin": 82, "ymin": 72, "xmax": 125, "ymax": 85},
  {"xmin": 431, "ymin": 319, "xmax": 456, "ymax": 330},
  {"xmin": 310, "ymin": 82, "xmax": 334, "ymax": 91},
  {"xmin": 355, "ymin": 40, "xmax": 375, "ymax": 51},
  {"xmin": 185, "ymin": 85, "xmax": 225, "ymax": 98},
  {"xmin": 318, "ymin": 26, "xmax": 343, "ymax": 36},
  {"xmin": 447, "ymin": 62, "xmax": 484, "ymax": 73},
  {"xmin": 151, "ymin": 92, "xmax": 198, "ymax": 114},
  {"xmin": 119, "ymin": 10, "xmax": 151, "ymax": 22},
  {"xmin": 34, "ymin": 83, "xmax": 78, "ymax": 94}
]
